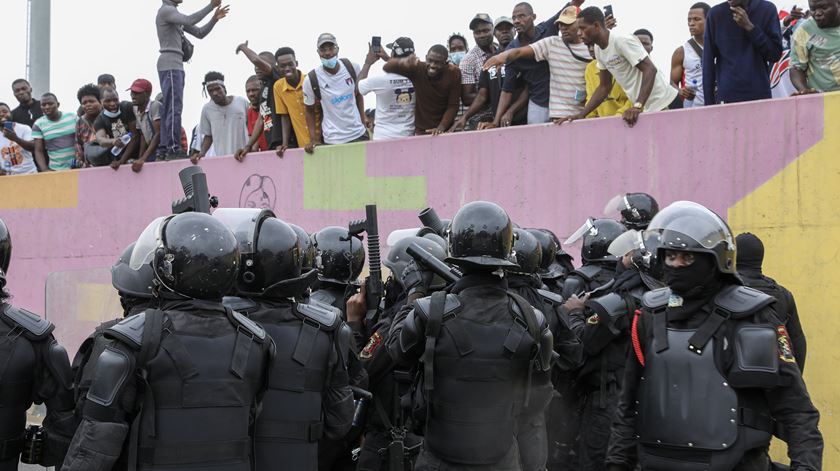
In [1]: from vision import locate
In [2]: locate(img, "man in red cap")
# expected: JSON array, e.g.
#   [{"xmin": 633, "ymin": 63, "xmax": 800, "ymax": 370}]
[{"xmin": 128, "ymin": 78, "xmax": 161, "ymax": 172}]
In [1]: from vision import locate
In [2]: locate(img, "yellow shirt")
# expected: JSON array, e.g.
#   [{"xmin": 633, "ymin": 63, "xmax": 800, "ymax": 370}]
[
  {"xmin": 585, "ymin": 61, "xmax": 631, "ymax": 118},
  {"xmin": 273, "ymin": 72, "xmax": 319, "ymax": 147}
]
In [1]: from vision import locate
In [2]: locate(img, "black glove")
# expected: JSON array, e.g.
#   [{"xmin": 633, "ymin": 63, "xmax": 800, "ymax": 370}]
[{"xmin": 401, "ymin": 259, "xmax": 434, "ymax": 296}]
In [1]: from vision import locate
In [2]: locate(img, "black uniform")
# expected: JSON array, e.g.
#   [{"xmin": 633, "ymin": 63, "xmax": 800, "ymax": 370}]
[
  {"xmin": 607, "ymin": 285, "xmax": 823, "ymax": 470},
  {"xmin": 0, "ymin": 304, "xmax": 75, "ymax": 470},
  {"xmin": 62, "ymin": 300, "xmax": 271, "ymax": 470},
  {"xmin": 387, "ymin": 273, "xmax": 554, "ymax": 471},
  {"xmin": 508, "ymin": 273, "xmax": 581, "ymax": 471},
  {"xmin": 244, "ymin": 298, "xmax": 354, "ymax": 471}
]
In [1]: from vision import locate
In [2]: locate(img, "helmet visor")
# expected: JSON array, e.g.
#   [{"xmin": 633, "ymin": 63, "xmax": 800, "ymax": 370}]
[
  {"xmin": 603, "ymin": 194, "xmax": 629, "ymax": 218},
  {"xmin": 647, "ymin": 201, "xmax": 733, "ymax": 250},
  {"xmin": 564, "ymin": 218, "xmax": 595, "ymax": 246},
  {"xmin": 212, "ymin": 208, "xmax": 274, "ymax": 256},
  {"xmin": 129, "ymin": 216, "xmax": 167, "ymax": 271},
  {"xmin": 607, "ymin": 229, "xmax": 644, "ymax": 258}
]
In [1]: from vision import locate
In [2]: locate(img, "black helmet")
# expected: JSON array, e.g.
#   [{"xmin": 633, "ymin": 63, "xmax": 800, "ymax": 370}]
[
  {"xmin": 0, "ymin": 218, "xmax": 10, "ymax": 287},
  {"xmin": 446, "ymin": 201, "xmax": 517, "ymax": 270},
  {"xmin": 288, "ymin": 223, "xmax": 316, "ymax": 271},
  {"xmin": 526, "ymin": 228, "xmax": 558, "ymax": 273},
  {"xmin": 512, "ymin": 229, "xmax": 542, "ymax": 275},
  {"xmin": 313, "ymin": 226, "xmax": 365, "ymax": 285},
  {"xmin": 130, "ymin": 213, "xmax": 239, "ymax": 300},
  {"xmin": 384, "ymin": 236, "xmax": 448, "ymax": 289},
  {"xmin": 213, "ymin": 208, "xmax": 303, "ymax": 296},
  {"xmin": 566, "ymin": 218, "xmax": 627, "ymax": 264},
  {"xmin": 112, "ymin": 242, "xmax": 155, "ymax": 299},
  {"xmin": 646, "ymin": 201, "xmax": 737, "ymax": 276},
  {"xmin": 605, "ymin": 193, "xmax": 660, "ymax": 230}
]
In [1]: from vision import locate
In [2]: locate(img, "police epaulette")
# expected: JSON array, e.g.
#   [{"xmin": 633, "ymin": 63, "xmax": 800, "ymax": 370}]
[
  {"xmin": 414, "ymin": 293, "xmax": 461, "ymax": 320},
  {"xmin": 106, "ymin": 312, "xmax": 147, "ymax": 349},
  {"xmin": 295, "ymin": 301, "xmax": 341, "ymax": 330},
  {"xmin": 1, "ymin": 305, "xmax": 54, "ymax": 339},
  {"xmin": 230, "ymin": 311, "xmax": 267, "ymax": 341},
  {"xmin": 714, "ymin": 285, "xmax": 775, "ymax": 319},
  {"xmin": 537, "ymin": 289, "xmax": 565, "ymax": 305},
  {"xmin": 641, "ymin": 287, "xmax": 671, "ymax": 310}
]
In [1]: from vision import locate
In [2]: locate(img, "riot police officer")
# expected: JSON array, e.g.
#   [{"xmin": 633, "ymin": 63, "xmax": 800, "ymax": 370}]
[
  {"xmin": 387, "ymin": 201, "xmax": 554, "ymax": 471},
  {"xmin": 606, "ymin": 201, "xmax": 823, "ymax": 471},
  {"xmin": 562, "ymin": 218, "xmax": 627, "ymax": 299},
  {"xmin": 564, "ymin": 230, "xmax": 663, "ymax": 471},
  {"xmin": 736, "ymin": 232, "xmax": 807, "ymax": 371},
  {"xmin": 0, "ymin": 218, "xmax": 75, "ymax": 470},
  {"xmin": 70, "ymin": 241, "xmax": 157, "ymax": 467},
  {"xmin": 604, "ymin": 193, "xmax": 659, "ymax": 230},
  {"xmin": 62, "ymin": 212, "xmax": 272, "ymax": 470},
  {"xmin": 351, "ymin": 235, "xmax": 447, "ymax": 471},
  {"xmin": 311, "ymin": 226, "xmax": 366, "ymax": 313},
  {"xmin": 214, "ymin": 209, "xmax": 355, "ymax": 471},
  {"xmin": 508, "ymin": 228, "xmax": 580, "ymax": 471},
  {"xmin": 528, "ymin": 228, "xmax": 574, "ymax": 295}
]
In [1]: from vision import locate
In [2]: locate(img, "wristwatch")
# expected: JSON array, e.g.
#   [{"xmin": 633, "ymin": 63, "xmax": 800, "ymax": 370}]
[{"xmin": 633, "ymin": 102, "xmax": 644, "ymax": 110}]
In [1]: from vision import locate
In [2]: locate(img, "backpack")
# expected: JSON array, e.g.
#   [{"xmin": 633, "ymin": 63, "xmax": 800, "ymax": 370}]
[{"xmin": 307, "ymin": 58, "xmax": 358, "ymax": 102}]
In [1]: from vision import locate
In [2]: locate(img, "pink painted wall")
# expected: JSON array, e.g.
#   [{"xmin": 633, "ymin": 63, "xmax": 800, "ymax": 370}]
[{"xmin": 0, "ymin": 95, "xmax": 824, "ymax": 353}]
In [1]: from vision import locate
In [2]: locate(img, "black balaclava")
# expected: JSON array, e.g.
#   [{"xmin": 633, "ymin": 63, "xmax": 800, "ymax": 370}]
[
  {"xmin": 735, "ymin": 232, "xmax": 764, "ymax": 273},
  {"xmin": 663, "ymin": 252, "xmax": 720, "ymax": 300}
]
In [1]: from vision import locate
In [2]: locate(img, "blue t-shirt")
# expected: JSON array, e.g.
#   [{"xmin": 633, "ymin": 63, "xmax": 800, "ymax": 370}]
[{"xmin": 501, "ymin": 9, "xmax": 562, "ymax": 107}]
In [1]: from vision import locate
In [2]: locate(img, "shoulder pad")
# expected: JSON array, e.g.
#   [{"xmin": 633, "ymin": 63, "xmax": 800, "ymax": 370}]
[
  {"xmin": 310, "ymin": 289, "xmax": 337, "ymax": 307},
  {"xmin": 714, "ymin": 285, "xmax": 775, "ymax": 319},
  {"xmin": 414, "ymin": 293, "xmax": 461, "ymax": 320},
  {"xmin": 1, "ymin": 305, "xmax": 54, "ymax": 339},
  {"xmin": 537, "ymin": 289, "xmax": 565, "ymax": 305},
  {"xmin": 642, "ymin": 287, "xmax": 672, "ymax": 311},
  {"xmin": 295, "ymin": 301, "xmax": 341, "ymax": 330},
  {"xmin": 585, "ymin": 292, "xmax": 629, "ymax": 322},
  {"xmin": 106, "ymin": 312, "xmax": 147, "ymax": 349},
  {"xmin": 230, "ymin": 310, "xmax": 267, "ymax": 341},
  {"xmin": 511, "ymin": 300, "xmax": 546, "ymax": 328},
  {"xmin": 222, "ymin": 296, "xmax": 258, "ymax": 314},
  {"xmin": 574, "ymin": 265, "xmax": 602, "ymax": 282}
]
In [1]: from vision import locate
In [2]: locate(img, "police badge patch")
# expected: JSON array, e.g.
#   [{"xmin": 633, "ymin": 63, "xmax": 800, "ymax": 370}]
[
  {"xmin": 776, "ymin": 326, "xmax": 796, "ymax": 364},
  {"xmin": 360, "ymin": 331, "xmax": 383, "ymax": 359},
  {"xmin": 587, "ymin": 314, "xmax": 600, "ymax": 325}
]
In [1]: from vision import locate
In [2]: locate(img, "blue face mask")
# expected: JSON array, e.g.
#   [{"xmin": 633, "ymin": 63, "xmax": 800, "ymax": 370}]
[
  {"xmin": 321, "ymin": 56, "xmax": 339, "ymax": 69},
  {"xmin": 449, "ymin": 51, "xmax": 466, "ymax": 65}
]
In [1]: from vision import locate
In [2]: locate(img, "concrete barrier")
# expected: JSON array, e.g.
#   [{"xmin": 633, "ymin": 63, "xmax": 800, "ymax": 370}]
[{"xmin": 1, "ymin": 92, "xmax": 837, "ymax": 465}]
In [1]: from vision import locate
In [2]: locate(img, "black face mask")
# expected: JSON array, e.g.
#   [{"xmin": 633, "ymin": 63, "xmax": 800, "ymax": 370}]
[{"xmin": 663, "ymin": 253, "xmax": 719, "ymax": 299}]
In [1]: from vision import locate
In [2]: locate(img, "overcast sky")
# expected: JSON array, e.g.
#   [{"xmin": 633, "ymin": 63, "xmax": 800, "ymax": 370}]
[{"xmin": 1, "ymin": 0, "xmax": 793, "ymax": 131}]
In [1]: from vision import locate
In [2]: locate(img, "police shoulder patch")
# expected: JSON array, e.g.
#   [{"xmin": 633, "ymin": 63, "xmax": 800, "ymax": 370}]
[
  {"xmin": 776, "ymin": 325, "xmax": 796, "ymax": 364},
  {"xmin": 360, "ymin": 331, "xmax": 384, "ymax": 360}
]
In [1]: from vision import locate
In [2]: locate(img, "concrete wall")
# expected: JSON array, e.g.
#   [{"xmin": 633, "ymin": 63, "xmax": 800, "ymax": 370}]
[{"xmin": 1, "ymin": 92, "xmax": 837, "ymax": 465}]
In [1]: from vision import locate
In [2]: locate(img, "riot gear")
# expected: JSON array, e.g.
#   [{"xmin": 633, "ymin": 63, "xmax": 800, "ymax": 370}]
[
  {"xmin": 526, "ymin": 228, "xmax": 558, "ymax": 274},
  {"xmin": 604, "ymin": 192, "xmax": 659, "ymax": 230},
  {"xmin": 446, "ymin": 201, "xmax": 517, "ymax": 270},
  {"xmin": 512, "ymin": 228, "xmax": 542, "ymax": 275},
  {"xmin": 647, "ymin": 201, "xmax": 737, "ymax": 277},
  {"xmin": 111, "ymin": 242, "xmax": 155, "ymax": 299},
  {"xmin": 566, "ymin": 218, "xmax": 627, "ymax": 265},
  {"xmin": 384, "ymin": 236, "xmax": 448, "ymax": 289},
  {"xmin": 213, "ymin": 208, "xmax": 305, "ymax": 296},
  {"xmin": 313, "ymin": 226, "xmax": 365, "ymax": 285},
  {"xmin": 131, "ymin": 212, "xmax": 240, "ymax": 299},
  {"xmin": 289, "ymin": 223, "xmax": 317, "ymax": 271}
]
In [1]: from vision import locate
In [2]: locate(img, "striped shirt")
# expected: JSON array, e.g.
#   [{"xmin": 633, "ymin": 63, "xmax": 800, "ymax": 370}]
[
  {"xmin": 32, "ymin": 112, "xmax": 78, "ymax": 170},
  {"xmin": 530, "ymin": 36, "xmax": 589, "ymax": 118}
]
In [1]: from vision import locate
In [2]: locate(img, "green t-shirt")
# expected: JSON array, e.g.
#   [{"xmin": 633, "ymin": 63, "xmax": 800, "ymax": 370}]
[
  {"xmin": 791, "ymin": 18, "xmax": 840, "ymax": 93},
  {"xmin": 32, "ymin": 111, "xmax": 78, "ymax": 170}
]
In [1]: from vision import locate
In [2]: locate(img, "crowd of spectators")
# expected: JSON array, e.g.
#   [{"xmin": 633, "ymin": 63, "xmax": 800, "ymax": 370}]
[{"xmin": 1, "ymin": 0, "xmax": 839, "ymax": 176}]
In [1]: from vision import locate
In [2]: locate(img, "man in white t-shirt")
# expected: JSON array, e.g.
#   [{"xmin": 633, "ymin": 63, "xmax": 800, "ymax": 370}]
[
  {"xmin": 303, "ymin": 33, "xmax": 368, "ymax": 153},
  {"xmin": 358, "ymin": 37, "xmax": 416, "ymax": 140},
  {"xmin": 483, "ymin": 5, "xmax": 590, "ymax": 120},
  {"xmin": 563, "ymin": 7, "xmax": 677, "ymax": 127},
  {"xmin": 192, "ymin": 71, "xmax": 249, "ymax": 163},
  {"xmin": 0, "ymin": 102, "xmax": 37, "ymax": 175}
]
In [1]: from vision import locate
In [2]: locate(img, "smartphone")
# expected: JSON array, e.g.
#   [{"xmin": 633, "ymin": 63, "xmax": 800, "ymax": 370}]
[
  {"xmin": 2, "ymin": 121, "xmax": 13, "ymax": 131},
  {"xmin": 371, "ymin": 36, "xmax": 382, "ymax": 54},
  {"xmin": 604, "ymin": 5, "xmax": 613, "ymax": 17}
]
